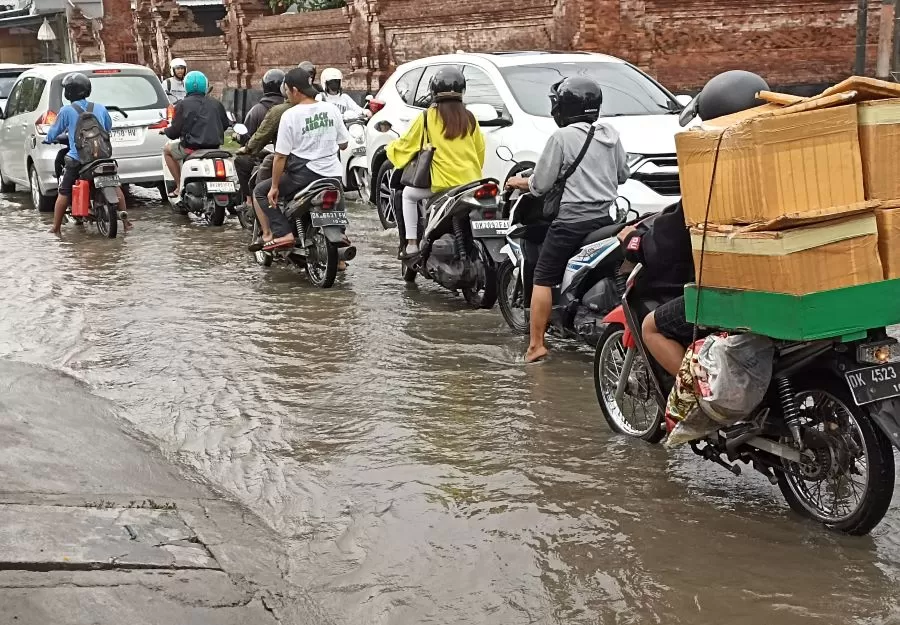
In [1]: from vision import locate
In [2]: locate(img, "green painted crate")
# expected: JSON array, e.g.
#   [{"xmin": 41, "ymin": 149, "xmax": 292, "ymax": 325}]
[{"xmin": 683, "ymin": 279, "xmax": 900, "ymax": 342}]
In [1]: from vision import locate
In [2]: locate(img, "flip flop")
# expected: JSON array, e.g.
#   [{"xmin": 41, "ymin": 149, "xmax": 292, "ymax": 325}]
[
  {"xmin": 262, "ymin": 239, "xmax": 294, "ymax": 252},
  {"xmin": 247, "ymin": 238, "xmax": 270, "ymax": 252}
]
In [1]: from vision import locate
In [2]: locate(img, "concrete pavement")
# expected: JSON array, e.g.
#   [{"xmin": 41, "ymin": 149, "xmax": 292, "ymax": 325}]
[{"xmin": 0, "ymin": 360, "xmax": 335, "ymax": 625}]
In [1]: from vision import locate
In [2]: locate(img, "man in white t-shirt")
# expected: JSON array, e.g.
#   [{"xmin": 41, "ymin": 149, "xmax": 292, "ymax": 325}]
[{"xmin": 249, "ymin": 67, "xmax": 349, "ymax": 251}]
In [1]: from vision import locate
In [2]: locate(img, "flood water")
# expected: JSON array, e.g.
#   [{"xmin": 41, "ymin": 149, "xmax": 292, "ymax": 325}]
[{"xmin": 1, "ymin": 189, "xmax": 899, "ymax": 625}]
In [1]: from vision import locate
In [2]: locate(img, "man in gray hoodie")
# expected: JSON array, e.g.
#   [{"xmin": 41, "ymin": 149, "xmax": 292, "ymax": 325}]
[{"xmin": 506, "ymin": 77, "xmax": 630, "ymax": 363}]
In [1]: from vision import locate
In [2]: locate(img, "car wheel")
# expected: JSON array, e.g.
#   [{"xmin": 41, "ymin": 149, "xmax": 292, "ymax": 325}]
[
  {"xmin": 376, "ymin": 160, "xmax": 397, "ymax": 230},
  {"xmin": 29, "ymin": 166, "xmax": 54, "ymax": 212}
]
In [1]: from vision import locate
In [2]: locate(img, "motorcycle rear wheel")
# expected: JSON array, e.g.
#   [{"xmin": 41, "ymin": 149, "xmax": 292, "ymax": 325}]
[
  {"xmin": 306, "ymin": 229, "xmax": 338, "ymax": 288},
  {"xmin": 462, "ymin": 244, "xmax": 498, "ymax": 310},
  {"xmin": 497, "ymin": 259, "xmax": 528, "ymax": 334},
  {"xmin": 593, "ymin": 323, "xmax": 665, "ymax": 443},
  {"xmin": 775, "ymin": 372, "xmax": 895, "ymax": 536},
  {"xmin": 95, "ymin": 199, "xmax": 117, "ymax": 239},
  {"xmin": 250, "ymin": 220, "xmax": 272, "ymax": 267},
  {"xmin": 208, "ymin": 204, "xmax": 226, "ymax": 227}
]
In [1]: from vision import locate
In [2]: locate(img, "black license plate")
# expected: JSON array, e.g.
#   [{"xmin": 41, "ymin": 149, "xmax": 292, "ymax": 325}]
[
  {"xmin": 471, "ymin": 219, "xmax": 510, "ymax": 238},
  {"xmin": 846, "ymin": 363, "xmax": 900, "ymax": 406},
  {"xmin": 310, "ymin": 211, "xmax": 349, "ymax": 227},
  {"xmin": 95, "ymin": 175, "xmax": 120, "ymax": 188}
]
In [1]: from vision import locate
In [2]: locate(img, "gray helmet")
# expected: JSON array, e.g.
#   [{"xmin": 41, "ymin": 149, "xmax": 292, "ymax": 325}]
[
  {"xmin": 298, "ymin": 61, "xmax": 316, "ymax": 81},
  {"xmin": 679, "ymin": 70, "xmax": 769, "ymax": 127}
]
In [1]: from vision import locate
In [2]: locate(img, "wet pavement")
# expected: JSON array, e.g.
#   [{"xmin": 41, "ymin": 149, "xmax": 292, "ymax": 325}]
[{"xmin": 0, "ymin": 188, "xmax": 899, "ymax": 625}]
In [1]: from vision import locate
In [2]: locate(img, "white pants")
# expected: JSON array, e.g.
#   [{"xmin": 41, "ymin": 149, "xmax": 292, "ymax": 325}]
[{"xmin": 401, "ymin": 186, "xmax": 434, "ymax": 240}]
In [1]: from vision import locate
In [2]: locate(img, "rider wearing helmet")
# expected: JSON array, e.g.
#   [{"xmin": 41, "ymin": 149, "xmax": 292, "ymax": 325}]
[
  {"xmin": 620, "ymin": 70, "xmax": 769, "ymax": 376},
  {"xmin": 298, "ymin": 61, "xmax": 322, "ymax": 93},
  {"xmin": 234, "ymin": 68, "xmax": 286, "ymax": 204},
  {"xmin": 387, "ymin": 66, "xmax": 486, "ymax": 258},
  {"xmin": 163, "ymin": 70, "xmax": 231, "ymax": 196},
  {"xmin": 44, "ymin": 73, "xmax": 128, "ymax": 235},
  {"xmin": 165, "ymin": 58, "xmax": 188, "ymax": 103},
  {"xmin": 506, "ymin": 76, "xmax": 629, "ymax": 363},
  {"xmin": 316, "ymin": 68, "xmax": 366, "ymax": 118}
]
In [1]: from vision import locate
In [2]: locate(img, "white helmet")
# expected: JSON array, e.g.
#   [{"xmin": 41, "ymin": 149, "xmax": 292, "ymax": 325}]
[
  {"xmin": 321, "ymin": 68, "xmax": 343, "ymax": 83},
  {"xmin": 170, "ymin": 58, "xmax": 187, "ymax": 76}
]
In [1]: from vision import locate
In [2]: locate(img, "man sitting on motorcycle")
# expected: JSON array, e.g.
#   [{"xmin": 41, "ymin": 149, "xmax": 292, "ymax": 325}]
[
  {"xmin": 316, "ymin": 68, "xmax": 368, "ymax": 118},
  {"xmin": 505, "ymin": 77, "xmax": 629, "ymax": 363},
  {"xmin": 46, "ymin": 72, "xmax": 129, "ymax": 236},
  {"xmin": 248, "ymin": 66, "xmax": 349, "ymax": 252},
  {"xmin": 618, "ymin": 70, "xmax": 770, "ymax": 375},
  {"xmin": 235, "ymin": 68, "xmax": 286, "ymax": 205},
  {"xmin": 162, "ymin": 71, "xmax": 231, "ymax": 197}
]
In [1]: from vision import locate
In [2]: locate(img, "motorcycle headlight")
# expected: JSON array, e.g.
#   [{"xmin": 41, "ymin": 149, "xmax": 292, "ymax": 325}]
[
  {"xmin": 348, "ymin": 124, "xmax": 366, "ymax": 145},
  {"xmin": 857, "ymin": 339, "xmax": 900, "ymax": 365},
  {"xmin": 626, "ymin": 153, "xmax": 644, "ymax": 170}
]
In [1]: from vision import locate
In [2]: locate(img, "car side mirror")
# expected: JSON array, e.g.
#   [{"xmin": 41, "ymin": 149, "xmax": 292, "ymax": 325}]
[
  {"xmin": 467, "ymin": 103, "xmax": 499, "ymax": 124},
  {"xmin": 675, "ymin": 94, "xmax": 693, "ymax": 107}
]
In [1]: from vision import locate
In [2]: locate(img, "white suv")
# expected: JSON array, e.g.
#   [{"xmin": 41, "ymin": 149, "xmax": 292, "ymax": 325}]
[
  {"xmin": 366, "ymin": 52, "xmax": 691, "ymax": 227},
  {"xmin": 0, "ymin": 63, "xmax": 171, "ymax": 211}
]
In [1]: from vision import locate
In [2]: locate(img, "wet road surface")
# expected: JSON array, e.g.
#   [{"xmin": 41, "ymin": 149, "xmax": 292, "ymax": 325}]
[{"xmin": 0, "ymin": 189, "xmax": 899, "ymax": 625}]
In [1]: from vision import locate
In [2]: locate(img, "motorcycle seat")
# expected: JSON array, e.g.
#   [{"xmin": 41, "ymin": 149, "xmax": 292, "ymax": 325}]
[
  {"xmin": 292, "ymin": 178, "xmax": 342, "ymax": 201},
  {"xmin": 79, "ymin": 158, "xmax": 117, "ymax": 176},
  {"xmin": 185, "ymin": 149, "xmax": 232, "ymax": 161},
  {"xmin": 581, "ymin": 223, "xmax": 626, "ymax": 246}
]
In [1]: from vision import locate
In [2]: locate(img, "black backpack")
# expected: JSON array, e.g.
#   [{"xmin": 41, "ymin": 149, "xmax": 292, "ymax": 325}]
[{"xmin": 71, "ymin": 102, "xmax": 112, "ymax": 162}]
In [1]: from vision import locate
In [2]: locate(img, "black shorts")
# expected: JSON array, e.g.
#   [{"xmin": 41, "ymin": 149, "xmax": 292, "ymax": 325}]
[
  {"xmin": 654, "ymin": 295, "xmax": 702, "ymax": 346},
  {"xmin": 58, "ymin": 156, "xmax": 81, "ymax": 197},
  {"xmin": 533, "ymin": 217, "xmax": 611, "ymax": 287}
]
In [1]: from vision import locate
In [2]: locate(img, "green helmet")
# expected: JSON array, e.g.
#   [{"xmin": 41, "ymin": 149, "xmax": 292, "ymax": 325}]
[{"xmin": 184, "ymin": 71, "xmax": 208, "ymax": 95}]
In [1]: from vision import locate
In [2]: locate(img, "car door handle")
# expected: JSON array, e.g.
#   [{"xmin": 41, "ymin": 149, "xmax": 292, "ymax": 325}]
[{"xmin": 399, "ymin": 117, "xmax": 411, "ymax": 123}]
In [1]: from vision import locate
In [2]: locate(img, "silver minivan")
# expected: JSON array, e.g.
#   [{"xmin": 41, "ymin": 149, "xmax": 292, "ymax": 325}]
[{"xmin": 0, "ymin": 63, "xmax": 171, "ymax": 210}]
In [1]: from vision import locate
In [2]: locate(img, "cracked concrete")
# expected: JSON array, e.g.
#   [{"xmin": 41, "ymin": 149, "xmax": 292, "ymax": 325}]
[{"xmin": 0, "ymin": 361, "xmax": 337, "ymax": 625}]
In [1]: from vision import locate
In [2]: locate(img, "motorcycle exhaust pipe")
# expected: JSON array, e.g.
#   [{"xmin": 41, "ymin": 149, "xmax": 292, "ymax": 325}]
[
  {"xmin": 338, "ymin": 246, "xmax": 357, "ymax": 262},
  {"xmin": 118, "ymin": 210, "xmax": 128, "ymax": 222}
]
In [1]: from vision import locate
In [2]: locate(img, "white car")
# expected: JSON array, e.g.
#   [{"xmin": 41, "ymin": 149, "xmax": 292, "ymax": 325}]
[{"xmin": 365, "ymin": 51, "xmax": 692, "ymax": 227}]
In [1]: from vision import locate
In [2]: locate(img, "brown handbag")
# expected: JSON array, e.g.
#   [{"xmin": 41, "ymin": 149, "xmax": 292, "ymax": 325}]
[{"xmin": 400, "ymin": 110, "xmax": 435, "ymax": 189}]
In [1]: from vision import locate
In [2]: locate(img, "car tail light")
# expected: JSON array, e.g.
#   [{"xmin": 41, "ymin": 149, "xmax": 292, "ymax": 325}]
[
  {"xmin": 35, "ymin": 110, "xmax": 57, "ymax": 135},
  {"xmin": 368, "ymin": 99, "xmax": 386, "ymax": 114},
  {"xmin": 167, "ymin": 105, "xmax": 174, "ymax": 123},
  {"xmin": 322, "ymin": 189, "xmax": 339, "ymax": 210},
  {"xmin": 474, "ymin": 183, "xmax": 498, "ymax": 200},
  {"xmin": 214, "ymin": 159, "xmax": 226, "ymax": 179},
  {"xmin": 148, "ymin": 119, "xmax": 168, "ymax": 130},
  {"xmin": 93, "ymin": 69, "xmax": 121, "ymax": 74}
]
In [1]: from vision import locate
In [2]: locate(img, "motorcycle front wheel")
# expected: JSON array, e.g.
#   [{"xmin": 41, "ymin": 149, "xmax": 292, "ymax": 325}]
[
  {"xmin": 94, "ymin": 198, "xmax": 117, "ymax": 239},
  {"xmin": 593, "ymin": 323, "xmax": 665, "ymax": 443},
  {"xmin": 775, "ymin": 372, "xmax": 895, "ymax": 536},
  {"xmin": 306, "ymin": 228, "xmax": 338, "ymax": 288},
  {"xmin": 497, "ymin": 259, "xmax": 528, "ymax": 334}
]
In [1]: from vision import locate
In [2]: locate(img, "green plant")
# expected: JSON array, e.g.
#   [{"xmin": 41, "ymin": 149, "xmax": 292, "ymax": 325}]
[{"xmin": 269, "ymin": 0, "xmax": 346, "ymax": 12}]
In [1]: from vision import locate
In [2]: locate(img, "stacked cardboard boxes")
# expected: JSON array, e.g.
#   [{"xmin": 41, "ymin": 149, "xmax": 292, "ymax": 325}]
[{"xmin": 674, "ymin": 79, "xmax": 900, "ymax": 295}]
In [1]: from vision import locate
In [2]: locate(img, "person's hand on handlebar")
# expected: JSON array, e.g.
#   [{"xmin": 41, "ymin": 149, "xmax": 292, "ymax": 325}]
[
  {"xmin": 505, "ymin": 176, "xmax": 530, "ymax": 192},
  {"xmin": 617, "ymin": 224, "xmax": 637, "ymax": 243}
]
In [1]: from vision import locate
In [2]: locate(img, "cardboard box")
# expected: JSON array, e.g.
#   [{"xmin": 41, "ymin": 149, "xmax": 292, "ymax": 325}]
[
  {"xmin": 876, "ymin": 206, "xmax": 900, "ymax": 279},
  {"xmin": 859, "ymin": 99, "xmax": 900, "ymax": 201},
  {"xmin": 690, "ymin": 214, "xmax": 883, "ymax": 295},
  {"xmin": 676, "ymin": 105, "xmax": 868, "ymax": 227}
]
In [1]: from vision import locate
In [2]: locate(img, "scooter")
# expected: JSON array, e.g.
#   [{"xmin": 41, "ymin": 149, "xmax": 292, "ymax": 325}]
[
  {"xmin": 160, "ymin": 114, "xmax": 240, "ymax": 226},
  {"xmin": 593, "ymin": 263, "xmax": 900, "ymax": 535},
  {"xmin": 342, "ymin": 112, "xmax": 370, "ymax": 201}
]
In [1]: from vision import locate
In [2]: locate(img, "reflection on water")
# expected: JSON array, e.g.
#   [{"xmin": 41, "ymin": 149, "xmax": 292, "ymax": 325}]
[{"xmin": 0, "ymin": 189, "xmax": 898, "ymax": 625}]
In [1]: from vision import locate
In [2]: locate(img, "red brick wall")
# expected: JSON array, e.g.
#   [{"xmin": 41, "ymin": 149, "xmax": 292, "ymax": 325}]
[
  {"xmin": 99, "ymin": 0, "xmax": 137, "ymax": 63},
  {"xmin": 170, "ymin": 36, "xmax": 231, "ymax": 95}
]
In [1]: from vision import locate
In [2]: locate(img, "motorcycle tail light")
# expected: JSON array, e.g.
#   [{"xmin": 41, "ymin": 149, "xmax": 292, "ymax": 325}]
[
  {"xmin": 474, "ymin": 183, "xmax": 498, "ymax": 200},
  {"xmin": 321, "ymin": 189, "xmax": 339, "ymax": 210},
  {"xmin": 36, "ymin": 110, "xmax": 57, "ymax": 135},
  {"xmin": 214, "ymin": 159, "xmax": 226, "ymax": 179},
  {"xmin": 149, "ymin": 119, "xmax": 168, "ymax": 130},
  {"xmin": 167, "ymin": 104, "xmax": 175, "ymax": 123},
  {"xmin": 858, "ymin": 340, "xmax": 900, "ymax": 365}
]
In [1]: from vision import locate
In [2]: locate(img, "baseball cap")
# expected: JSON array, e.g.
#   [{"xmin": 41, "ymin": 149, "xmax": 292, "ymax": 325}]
[{"xmin": 283, "ymin": 67, "xmax": 318, "ymax": 99}]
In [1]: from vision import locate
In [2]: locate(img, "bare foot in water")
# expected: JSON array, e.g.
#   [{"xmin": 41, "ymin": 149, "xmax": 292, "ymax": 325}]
[{"xmin": 525, "ymin": 345, "xmax": 549, "ymax": 363}]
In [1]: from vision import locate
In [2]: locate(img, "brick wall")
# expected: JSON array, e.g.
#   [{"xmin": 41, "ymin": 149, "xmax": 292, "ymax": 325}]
[
  {"xmin": 98, "ymin": 0, "xmax": 137, "ymax": 63},
  {"xmin": 170, "ymin": 35, "xmax": 231, "ymax": 95}
]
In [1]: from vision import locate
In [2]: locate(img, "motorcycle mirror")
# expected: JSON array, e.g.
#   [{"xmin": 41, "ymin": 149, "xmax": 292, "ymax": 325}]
[
  {"xmin": 612, "ymin": 196, "xmax": 632, "ymax": 223},
  {"xmin": 365, "ymin": 94, "xmax": 374, "ymax": 101},
  {"xmin": 226, "ymin": 110, "xmax": 236, "ymax": 123},
  {"xmin": 496, "ymin": 146, "xmax": 514, "ymax": 162},
  {"xmin": 232, "ymin": 123, "xmax": 248, "ymax": 137}
]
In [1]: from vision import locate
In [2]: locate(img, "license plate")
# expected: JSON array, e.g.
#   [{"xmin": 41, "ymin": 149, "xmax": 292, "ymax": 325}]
[
  {"xmin": 110, "ymin": 127, "xmax": 139, "ymax": 144},
  {"xmin": 846, "ymin": 363, "xmax": 900, "ymax": 405},
  {"xmin": 311, "ymin": 211, "xmax": 349, "ymax": 227},
  {"xmin": 206, "ymin": 181, "xmax": 236, "ymax": 193},
  {"xmin": 95, "ymin": 175, "xmax": 120, "ymax": 188},
  {"xmin": 471, "ymin": 219, "xmax": 510, "ymax": 238},
  {"xmin": 351, "ymin": 146, "xmax": 365, "ymax": 156}
]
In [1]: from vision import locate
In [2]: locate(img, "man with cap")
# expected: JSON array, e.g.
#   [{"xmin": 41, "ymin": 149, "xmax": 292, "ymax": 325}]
[{"xmin": 248, "ymin": 66, "xmax": 349, "ymax": 252}]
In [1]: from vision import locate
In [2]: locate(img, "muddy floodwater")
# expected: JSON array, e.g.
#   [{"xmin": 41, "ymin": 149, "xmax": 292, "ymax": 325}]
[{"xmin": 1, "ymin": 190, "xmax": 899, "ymax": 625}]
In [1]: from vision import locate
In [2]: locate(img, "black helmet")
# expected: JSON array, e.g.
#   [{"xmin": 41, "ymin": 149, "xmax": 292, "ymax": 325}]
[
  {"xmin": 550, "ymin": 77, "xmax": 602, "ymax": 128},
  {"xmin": 679, "ymin": 70, "xmax": 769, "ymax": 127},
  {"xmin": 429, "ymin": 67, "xmax": 465, "ymax": 102},
  {"xmin": 62, "ymin": 72, "xmax": 91, "ymax": 102},
  {"xmin": 262, "ymin": 68, "xmax": 285, "ymax": 96},
  {"xmin": 298, "ymin": 61, "xmax": 317, "ymax": 81}
]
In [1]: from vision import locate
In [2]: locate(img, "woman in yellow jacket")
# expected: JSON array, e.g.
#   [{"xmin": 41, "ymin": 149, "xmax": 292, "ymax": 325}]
[{"xmin": 387, "ymin": 67, "xmax": 486, "ymax": 257}]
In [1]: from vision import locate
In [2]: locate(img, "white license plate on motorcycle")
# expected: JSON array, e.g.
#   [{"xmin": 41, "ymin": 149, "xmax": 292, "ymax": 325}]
[
  {"xmin": 95, "ymin": 175, "xmax": 120, "ymax": 188},
  {"xmin": 471, "ymin": 219, "xmax": 510, "ymax": 237},
  {"xmin": 351, "ymin": 147, "xmax": 365, "ymax": 156},
  {"xmin": 846, "ymin": 363, "xmax": 900, "ymax": 406},
  {"xmin": 206, "ymin": 181, "xmax": 236, "ymax": 193},
  {"xmin": 311, "ymin": 211, "xmax": 349, "ymax": 227}
]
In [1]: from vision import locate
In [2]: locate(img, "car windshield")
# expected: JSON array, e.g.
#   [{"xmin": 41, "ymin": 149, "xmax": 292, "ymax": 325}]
[
  {"xmin": 60, "ymin": 72, "xmax": 168, "ymax": 110},
  {"xmin": 0, "ymin": 75, "xmax": 19, "ymax": 99},
  {"xmin": 499, "ymin": 62, "xmax": 679, "ymax": 117}
]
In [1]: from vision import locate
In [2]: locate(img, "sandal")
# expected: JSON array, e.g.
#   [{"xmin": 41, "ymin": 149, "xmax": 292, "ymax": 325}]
[
  {"xmin": 262, "ymin": 238, "xmax": 294, "ymax": 252},
  {"xmin": 247, "ymin": 238, "xmax": 271, "ymax": 252}
]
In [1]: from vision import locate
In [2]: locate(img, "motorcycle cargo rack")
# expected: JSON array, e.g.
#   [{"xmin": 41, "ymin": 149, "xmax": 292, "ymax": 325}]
[{"xmin": 683, "ymin": 278, "xmax": 900, "ymax": 342}]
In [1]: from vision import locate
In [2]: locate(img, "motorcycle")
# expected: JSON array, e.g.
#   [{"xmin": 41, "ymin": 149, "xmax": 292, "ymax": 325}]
[
  {"xmin": 593, "ymin": 263, "xmax": 900, "ymax": 535},
  {"xmin": 496, "ymin": 161, "xmax": 635, "ymax": 345},
  {"xmin": 51, "ymin": 131, "xmax": 127, "ymax": 239},
  {"xmin": 246, "ymin": 174, "xmax": 356, "ymax": 289},
  {"xmin": 341, "ymin": 112, "xmax": 370, "ymax": 201},
  {"xmin": 160, "ymin": 114, "xmax": 240, "ymax": 226}
]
